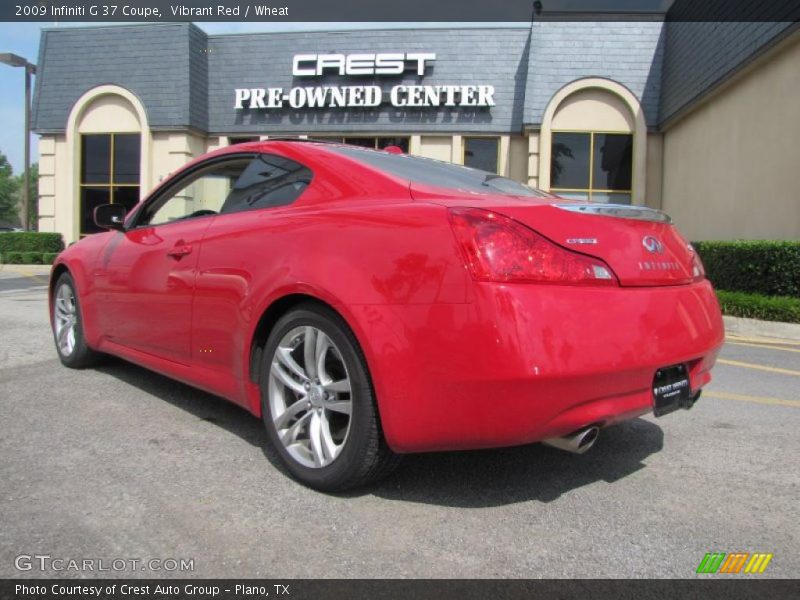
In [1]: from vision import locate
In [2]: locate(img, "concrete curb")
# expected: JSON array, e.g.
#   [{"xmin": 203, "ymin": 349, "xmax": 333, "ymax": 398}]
[
  {"xmin": 0, "ymin": 264, "xmax": 53, "ymax": 275},
  {"xmin": 724, "ymin": 315, "xmax": 800, "ymax": 341}
]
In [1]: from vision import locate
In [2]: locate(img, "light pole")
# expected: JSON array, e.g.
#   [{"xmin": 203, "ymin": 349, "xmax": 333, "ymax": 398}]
[{"xmin": 0, "ymin": 53, "xmax": 37, "ymax": 231}]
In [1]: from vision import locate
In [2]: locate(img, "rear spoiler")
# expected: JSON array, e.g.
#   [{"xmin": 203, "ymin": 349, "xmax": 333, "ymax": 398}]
[{"xmin": 553, "ymin": 203, "xmax": 672, "ymax": 224}]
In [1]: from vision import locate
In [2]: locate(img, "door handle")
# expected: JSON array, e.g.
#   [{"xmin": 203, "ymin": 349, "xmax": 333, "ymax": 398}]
[{"xmin": 167, "ymin": 244, "xmax": 193, "ymax": 258}]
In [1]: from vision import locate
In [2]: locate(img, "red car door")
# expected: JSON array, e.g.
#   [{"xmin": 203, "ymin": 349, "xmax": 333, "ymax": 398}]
[
  {"xmin": 190, "ymin": 153, "xmax": 315, "ymax": 400},
  {"xmin": 93, "ymin": 155, "xmax": 254, "ymax": 364},
  {"xmin": 93, "ymin": 220, "xmax": 210, "ymax": 363}
]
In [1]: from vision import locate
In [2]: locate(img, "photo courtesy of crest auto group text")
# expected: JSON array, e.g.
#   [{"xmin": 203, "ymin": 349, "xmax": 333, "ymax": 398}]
[{"xmin": 0, "ymin": 0, "xmax": 798, "ymax": 597}]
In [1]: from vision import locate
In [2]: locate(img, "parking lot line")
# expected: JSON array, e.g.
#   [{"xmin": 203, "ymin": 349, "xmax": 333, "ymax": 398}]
[
  {"xmin": 705, "ymin": 391, "xmax": 800, "ymax": 409},
  {"xmin": 717, "ymin": 358, "xmax": 800, "ymax": 377},
  {"xmin": 727, "ymin": 341, "xmax": 800, "ymax": 354},
  {"xmin": 1, "ymin": 270, "xmax": 49, "ymax": 285},
  {"xmin": 726, "ymin": 335, "xmax": 800, "ymax": 347},
  {"xmin": 21, "ymin": 272, "xmax": 49, "ymax": 284}
]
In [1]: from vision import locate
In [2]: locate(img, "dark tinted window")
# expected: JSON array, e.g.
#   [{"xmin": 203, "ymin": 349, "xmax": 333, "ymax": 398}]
[
  {"xmin": 113, "ymin": 186, "xmax": 140, "ymax": 213},
  {"xmin": 80, "ymin": 133, "xmax": 141, "ymax": 235},
  {"xmin": 81, "ymin": 135, "xmax": 111, "ymax": 184},
  {"xmin": 113, "ymin": 134, "xmax": 141, "ymax": 184},
  {"xmin": 551, "ymin": 132, "xmax": 591, "ymax": 189},
  {"xmin": 326, "ymin": 145, "xmax": 547, "ymax": 198},
  {"xmin": 343, "ymin": 137, "xmax": 375, "ymax": 149},
  {"xmin": 311, "ymin": 136, "xmax": 410, "ymax": 153},
  {"xmin": 593, "ymin": 133, "xmax": 632, "ymax": 191},
  {"xmin": 464, "ymin": 138, "xmax": 498, "ymax": 173},
  {"xmin": 220, "ymin": 154, "xmax": 313, "ymax": 214},
  {"xmin": 377, "ymin": 137, "xmax": 409, "ymax": 153},
  {"xmin": 80, "ymin": 187, "xmax": 110, "ymax": 235},
  {"xmin": 551, "ymin": 131, "xmax": 632, "ymax": 204},
  {"xmin": 228, "ymin": 136, "xmax": 259, "ymax": 145}
]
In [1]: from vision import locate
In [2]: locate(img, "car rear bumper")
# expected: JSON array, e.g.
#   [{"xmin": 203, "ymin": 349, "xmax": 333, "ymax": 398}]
[{"xmin": 351, "ymin": 278, "xmax": 725, "ymax": 453}]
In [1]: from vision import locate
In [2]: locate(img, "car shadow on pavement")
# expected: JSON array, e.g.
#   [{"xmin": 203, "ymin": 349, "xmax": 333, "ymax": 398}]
[
  {"xmin": 367, "ymin": 418, "xmax": 664, "ymax": 507},
  {"xmin": 97, "ymin": 358, "xmax": 664, "ymax": 507},
  {"xmin": 95, "ymin": 357, "xmax": 298, "ymax": 481},
  {"xmin": 95, "ymin": 358, "xmax": 268, "ymax": 447}
]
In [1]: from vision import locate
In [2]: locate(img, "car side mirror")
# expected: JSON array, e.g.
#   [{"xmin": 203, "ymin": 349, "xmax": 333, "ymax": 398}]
[{"xmin": 94, "ymin": 204, "xmax": 127, "ymax": 231}]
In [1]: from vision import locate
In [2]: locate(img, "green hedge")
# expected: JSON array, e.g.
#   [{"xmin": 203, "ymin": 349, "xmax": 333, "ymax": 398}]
[
  {"xmin": 0, "ymin": 232, "xmax": 65, "ymax": 254},
  {"xmin": 716, "ymin": 290, "xmax": 800, "ymax": 324},
  {"xmin": 1, "ymin": 251, "xmax": 45, "ymax": 264},
  {"xmin": 1, "ymin": 251, "xmax": 59, "ymax": 265},
  {"xmin": 693, "ymin": 240, "xmax": 800, "ymax": 298},
  {"xmin": 1, "ymin": 251, "xmax": 20, "ymax": 264}
]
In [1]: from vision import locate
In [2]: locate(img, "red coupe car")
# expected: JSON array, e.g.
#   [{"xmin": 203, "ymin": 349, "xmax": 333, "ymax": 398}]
[{"xmin": 50, "ymin": 140, "xmax": 724, "ymax": 490}]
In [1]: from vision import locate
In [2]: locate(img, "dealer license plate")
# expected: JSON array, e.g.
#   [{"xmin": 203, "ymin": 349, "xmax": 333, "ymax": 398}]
[{"xmin": 652, "ymin": 364, "xmax": 691, "ymax": 417}]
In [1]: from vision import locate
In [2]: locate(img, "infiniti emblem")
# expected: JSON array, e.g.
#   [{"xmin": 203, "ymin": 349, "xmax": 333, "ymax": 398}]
[{"xmin": 642, "ymin": 235, "xmax": 664, "ymax": 254}]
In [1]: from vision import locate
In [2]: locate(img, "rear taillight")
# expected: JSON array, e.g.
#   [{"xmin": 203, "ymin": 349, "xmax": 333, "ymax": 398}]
[
  {"xmin": 689, "ymin": 245, "xmax": 705, "ymax": 281},
  {"xmin": 448, "ymin": 207, "xmax": 618, "ymax": 285}
]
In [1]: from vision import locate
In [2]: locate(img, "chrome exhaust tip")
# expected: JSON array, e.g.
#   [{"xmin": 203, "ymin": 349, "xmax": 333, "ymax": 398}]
[{"xmin": 542, "ymin": 426, "xmax": 600, "ymax": 455}]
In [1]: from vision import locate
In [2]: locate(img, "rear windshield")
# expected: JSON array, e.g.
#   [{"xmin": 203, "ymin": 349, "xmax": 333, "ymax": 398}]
[{"xmin": 324, "ymin": 144, "xmax": 548, "ymax": 198}]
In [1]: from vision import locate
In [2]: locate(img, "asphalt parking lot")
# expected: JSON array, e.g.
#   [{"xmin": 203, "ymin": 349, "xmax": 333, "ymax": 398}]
[{"xmin": 0, "ymin": 269, "xmax": 798, "ymax": 579}]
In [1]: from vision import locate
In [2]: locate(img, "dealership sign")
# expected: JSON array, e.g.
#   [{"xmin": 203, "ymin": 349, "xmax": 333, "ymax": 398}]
[{"xmin": 234, "ymin": 52, "xmax": 496, "ymax": 109}]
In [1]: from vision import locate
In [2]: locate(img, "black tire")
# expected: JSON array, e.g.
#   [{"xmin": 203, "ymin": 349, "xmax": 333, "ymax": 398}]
[
  {"xmin": 260, "ymin": 304, "xmax": 401, "ymax": 491},
  {"xmin": 51, "ymin": 272, "xmax": 104, "ymax": 369}
]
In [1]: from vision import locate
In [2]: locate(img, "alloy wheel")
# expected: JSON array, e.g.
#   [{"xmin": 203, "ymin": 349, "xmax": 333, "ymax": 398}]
[
  {"xmin": 53, "ymin": 283, "xmax": 77, "ymax": 357},
  {"xmin": 268, "ymin": 326, "xmax": 353, "ymax": 468}
]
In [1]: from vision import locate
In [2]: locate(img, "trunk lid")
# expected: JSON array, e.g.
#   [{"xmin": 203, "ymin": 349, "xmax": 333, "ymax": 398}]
[{"xmin": 411, "ymin": 184, "xmax": 696, "ymax": 287}]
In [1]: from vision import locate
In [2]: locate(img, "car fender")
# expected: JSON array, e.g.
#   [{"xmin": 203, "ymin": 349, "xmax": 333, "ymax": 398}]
[
  {"xmin": 229, "ymin": 203, "xmax": 469, "ymax": 422},
  {"xmin": 49, "ymin": 235, "xmax": 112, "ymax": 348},
  {"xmin": 242, "ymin": 279, "xmax": 408, "ymax": 417}
]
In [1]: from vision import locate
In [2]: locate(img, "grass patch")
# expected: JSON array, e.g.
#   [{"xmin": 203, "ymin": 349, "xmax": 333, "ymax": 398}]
[{"xmin": 716, "ymin": 290, "xmax": 800, "ymax": 324}]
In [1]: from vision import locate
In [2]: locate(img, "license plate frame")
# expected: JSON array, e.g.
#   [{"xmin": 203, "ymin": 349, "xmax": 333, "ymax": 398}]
[{"xmin": 652, "ymin": 364, "xmax": 692, "ymax": 417}]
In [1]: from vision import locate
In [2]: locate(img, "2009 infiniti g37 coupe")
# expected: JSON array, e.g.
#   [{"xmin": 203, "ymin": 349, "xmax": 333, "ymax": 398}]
[{"xmin": 50, "ymin": 140, "xmax": 724, "ymax": 491}]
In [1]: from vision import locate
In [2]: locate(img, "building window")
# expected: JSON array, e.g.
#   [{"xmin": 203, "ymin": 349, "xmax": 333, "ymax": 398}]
[
  {"xmin": 376, "ymin": 137, "xmax": 409, "ymax": 153},
  {"xmin": 80, "ymin": 133, "xmax": 140, "ymax": 234},
  {"xmin": 550, "ymin": 131, "xmax": 632, "ymax": 204},
  {"xmin": 228, "ymin": 136, "xmax": 259, "ymax": 145},
  {"xmin": 313, "ymin": 136, "xmax": 410, "ymax": 154},
  {"xmin": 463, "ymin": 137, "xmax": 499, "ymax": 173}
]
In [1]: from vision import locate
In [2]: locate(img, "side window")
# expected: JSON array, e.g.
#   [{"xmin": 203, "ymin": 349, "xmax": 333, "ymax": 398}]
[
  {"xmin": 138, "ymin": 158, "xmax": 252, "ymax": 227},
  {"xmin": 220, "ymin": 154, "xmax": 313, "ymax": 214}
]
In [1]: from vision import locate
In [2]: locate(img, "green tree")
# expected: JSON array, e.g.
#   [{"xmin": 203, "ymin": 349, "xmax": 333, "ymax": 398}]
[
  {"xmin": 16, "ymin": 162, "xmax": 38, "ymax": 230},
  {"xmin": 0, "ymin": 151, "xmax": 20, "ymax": 227}
]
